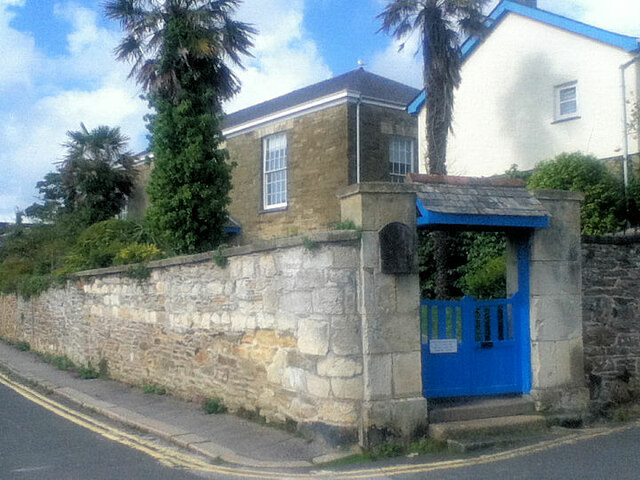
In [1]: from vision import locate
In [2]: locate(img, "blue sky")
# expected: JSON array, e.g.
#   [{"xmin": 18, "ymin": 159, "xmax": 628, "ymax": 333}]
[{"xmin": 1, "ymin": 0, "xmax": 639, "ymax": 222}]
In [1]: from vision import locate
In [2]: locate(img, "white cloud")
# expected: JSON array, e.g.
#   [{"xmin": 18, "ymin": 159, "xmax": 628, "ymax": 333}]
[
  {"xmin": 0, "ymin": 2, "xmax": 39, "ymax": 93},
  {"xmin": 225, "ymin": 0, "xmax": 332, "ymax": 113},
  {"xmin": 0, "ymin": 1, "xmax": 148, "ymax": 222},
  {"xmin": 368, "ymin": 33, "xmax": 422, "ymax": 89},
  {"xmin": 368, "ymin": 0, "xmax": 640, "ymax": 93},
  {"xmin": 539, "ymin": 0, "xmax": 640, "ymax": 37}
]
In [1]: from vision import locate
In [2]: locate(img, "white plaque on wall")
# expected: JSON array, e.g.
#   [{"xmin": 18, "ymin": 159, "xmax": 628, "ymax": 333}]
[{"xmin": 429, "ymin": 338, "xmax": 458, "ymax": 354}]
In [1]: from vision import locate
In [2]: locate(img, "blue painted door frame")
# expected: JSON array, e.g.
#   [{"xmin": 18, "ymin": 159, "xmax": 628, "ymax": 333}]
[{"xmin": 421, "ymin": 236, "xmax": 532, "ymax": 398}]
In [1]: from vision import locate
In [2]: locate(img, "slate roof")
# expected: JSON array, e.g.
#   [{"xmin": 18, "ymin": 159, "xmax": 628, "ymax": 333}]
[
  {"xmin": 408, "ymin": 174, "xmax": 549, "ymax": 218},
  {"xmin": 224, "ymin": 68, "xmax": 420, "ymax": 130}
]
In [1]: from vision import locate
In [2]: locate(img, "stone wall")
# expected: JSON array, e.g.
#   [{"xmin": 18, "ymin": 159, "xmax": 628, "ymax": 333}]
[
  {"xmin": 529, "ymin": 190, "xmax": 589, "ymax": 412},
  {"xmin": 338, "ymin": 183, "xmax": 427, "ymax": 445},
  {"xmin": 0, "ymin": 232, "xmax": 363, "ymax": 440},
  {"xmin": 582, "ymin": 235, "xmax": 640, "ymax": 411}
]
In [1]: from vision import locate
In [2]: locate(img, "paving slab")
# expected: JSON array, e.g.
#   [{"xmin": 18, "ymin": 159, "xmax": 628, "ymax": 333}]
[{"xmin": 0, "ymin": 341, "xmax": 340, "ymax": 467}]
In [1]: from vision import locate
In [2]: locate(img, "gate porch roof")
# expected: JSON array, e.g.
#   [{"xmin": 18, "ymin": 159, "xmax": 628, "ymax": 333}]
[{"xmin": 409, "ymin": 174, "xmax": 550, "ymax": 229}]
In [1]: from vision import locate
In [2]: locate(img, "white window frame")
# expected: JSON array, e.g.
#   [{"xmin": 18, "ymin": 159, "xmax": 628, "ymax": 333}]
[
  {"xmin": 389, "ymin": 136, "xmax": 416, "ymax": 183},
  {"xmin": 554, "ymin": 81, "xmax": 579, "ymax": 121},
  {"xmin": 263, "ymin": 133, "xmax": 288, "ymax": 210}
]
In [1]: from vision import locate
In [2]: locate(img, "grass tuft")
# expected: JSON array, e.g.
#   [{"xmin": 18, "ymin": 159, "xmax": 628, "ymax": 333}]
[{"xmin": 143, "ymin": 383, "xmax": 167, "ymax": 395}]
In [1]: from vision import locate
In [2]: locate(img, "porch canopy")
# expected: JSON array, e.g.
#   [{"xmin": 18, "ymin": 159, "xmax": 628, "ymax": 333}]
[{"xmin": 408, "ymin": 174, "xmax": 550, "ymax": 229}]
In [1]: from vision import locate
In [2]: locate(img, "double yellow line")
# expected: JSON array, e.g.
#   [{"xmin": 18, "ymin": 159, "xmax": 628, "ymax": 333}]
[{"xmin": 0, "ymin": 370, "xmax": 636, "ymax": 479}]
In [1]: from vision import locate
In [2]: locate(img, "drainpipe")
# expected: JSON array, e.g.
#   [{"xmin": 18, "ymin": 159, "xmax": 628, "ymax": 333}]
[
  {"xmin": 620, "ymin": 53, "xmax": 640, "ymax": 214},
  {"xmin": 356, "ymin": 94, "xmax": 362, "ymax": 183}
]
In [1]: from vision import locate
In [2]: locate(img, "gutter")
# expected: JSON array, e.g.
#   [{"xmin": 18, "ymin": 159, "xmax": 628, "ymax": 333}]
[{"xmin": 356, "ymin": 94, "xmax": 362, "ymax": 183}]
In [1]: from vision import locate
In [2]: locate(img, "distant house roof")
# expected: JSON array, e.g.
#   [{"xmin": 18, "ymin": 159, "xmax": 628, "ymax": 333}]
[
  {"xmin": 223, "ymin": 68, "xmax": 420, "ymax": 135},
  {"xmin": 407, "ymin": 0, "xmax": 640, "ymax": 115}
]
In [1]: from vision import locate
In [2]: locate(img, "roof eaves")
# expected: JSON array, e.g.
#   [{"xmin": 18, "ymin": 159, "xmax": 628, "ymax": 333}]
[
  {"xmin": 224, "ymin": 89, "xmax": 413, "ymax": 138},
  {"xmin": 469, "ymin": 1, "xmax": 640, "ymax": 55},
  {"xmin": 407, "ymin": 90, "xmax": 426, "ymax": 116},
  {"xmin": 410, "ymin": 0, "xmax": 640, "ymax": 115},
  {"xmin": 222, "ymin": 89, "xmax": 350, "ymax": 138}
]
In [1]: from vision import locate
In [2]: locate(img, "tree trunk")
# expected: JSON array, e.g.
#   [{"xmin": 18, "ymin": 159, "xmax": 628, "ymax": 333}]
[{"xmin": 433, "ymin": 230, "xmax": 456, "ymax": 299}]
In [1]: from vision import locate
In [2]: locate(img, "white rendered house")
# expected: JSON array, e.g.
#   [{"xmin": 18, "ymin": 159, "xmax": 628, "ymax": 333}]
[{"xmin": 408, "ymin": 0, "xmax": 640, "ymax": 177}]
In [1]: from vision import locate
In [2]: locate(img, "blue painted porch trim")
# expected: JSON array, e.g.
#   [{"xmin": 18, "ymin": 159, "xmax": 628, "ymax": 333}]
[
  {"xmin": 416, "ymin": 201, "xmax": 550, "ymax": 229},
  {"xmin": 516, "ymin": 236, "xmax": 532, "ymax": 394},
  {"xmin": 464, "ymin": 1, "xmax": 640, "ymax": 57},
  {"xmin": 407, "ymin": 0, "xmax": 640, "ymax": 115},
  {"xmin": 407, "ymin": 90, "xmax": 426, "ymax": 115}
]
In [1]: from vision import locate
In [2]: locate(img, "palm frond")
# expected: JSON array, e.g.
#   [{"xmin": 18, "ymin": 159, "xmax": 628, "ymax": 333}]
[{"xmin": 105, "ymin": 0, "xmax": 254, "ymax": 99}]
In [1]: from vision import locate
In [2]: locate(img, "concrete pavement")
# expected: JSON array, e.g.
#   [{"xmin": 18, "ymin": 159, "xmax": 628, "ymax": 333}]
[{"xmin": 0, "ymin": 341, "xmax": 356, "ymax": 469}]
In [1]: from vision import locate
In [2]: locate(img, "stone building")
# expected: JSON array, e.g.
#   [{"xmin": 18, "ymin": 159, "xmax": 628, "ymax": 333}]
[
  {"xmin": 223, "ymin": 68, "xmax": 419, "ymax": 243},
  {"xmin": 126, "ymin": 68, "xmax": 420, "ymax": 244}
]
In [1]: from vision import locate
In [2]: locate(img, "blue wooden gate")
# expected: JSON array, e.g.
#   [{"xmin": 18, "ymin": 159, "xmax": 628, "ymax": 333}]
[
  {"xmin": 414, "ymin": 192, "xmax": 543, "ymax": 398},
  {"xmin": 421, "ymin": 294, "xmax": 528, "ymax": 398}
]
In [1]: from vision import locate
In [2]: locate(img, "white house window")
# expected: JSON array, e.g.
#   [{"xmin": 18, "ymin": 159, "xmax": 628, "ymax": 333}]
[
  {"xmin": 389, "ymin": 137, "xmax": 415, "ymax": 183},
  {"xmin": 554, "ymin": 82, "xmax": 579, "ymax": 121},
  {"xmin": 263, "ymin": 133, "xmax": 287, "ymax": 209}
]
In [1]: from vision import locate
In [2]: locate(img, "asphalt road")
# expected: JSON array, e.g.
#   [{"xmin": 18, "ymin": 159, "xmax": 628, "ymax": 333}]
[
  {"xmin": 331, "ymin": 426, "xmax": 640, "ymax": 480},
  {"xmin": 0, "ymin": 382, "xmax": 204, "ymax": 480},
  {"xmin": 426, "ymin": 427, "xmax": 640, "ymax": 480},
  {"xmin": 3, "ymin": 376, "xmax": 640, "ymax": 480}
]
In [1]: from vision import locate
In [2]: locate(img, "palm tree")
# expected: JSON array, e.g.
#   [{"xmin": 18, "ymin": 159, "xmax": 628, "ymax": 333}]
[
  {"xmin": 105, "ymin": 0, "xmax": 255, "ymax": 102},
  {"xmin": 59, "ymin": 123, "xmax": 136, "ymax": 224},
  {"xmin": 379, "ymin": 1, "xmax": 487, "ymax": 299},
  {"xmin": 105, "ymin": 0, "xmax": 255, "ymax": 253},
  {"xmin": 379, "ymin": 0, "xmax": 487, "ymax": 175}
]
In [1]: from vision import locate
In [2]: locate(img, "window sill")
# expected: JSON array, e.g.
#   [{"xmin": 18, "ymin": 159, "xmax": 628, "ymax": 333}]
[
  {"xmin": 551, "ymin": 115, "xmax": 581, "ymax": 125},
  {"xmin": 260, "ymin": 205, "xmax": 288, "ymax": 214}
]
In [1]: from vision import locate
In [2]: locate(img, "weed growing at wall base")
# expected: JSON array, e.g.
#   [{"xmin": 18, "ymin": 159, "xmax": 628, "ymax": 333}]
[
  {"xmin": 213, "ymin": 246, "xmax": 228, "ymax": 268},
  {"xmin": 329, "ymin": 220, "xmax": 358, "ymax": 230},
  {"xmin": 203, "ymin": 398, "xmax": 227, "ymax": 414},
  {"xmin": 77, "ymin": 363, "xmax": 100, "ymax": 379},
  {"xmin": 143, "ymin": 383, "xmax": 167, "ymax": 395},
  {"xmin": 36, "ymin": 353, "xmax": 75, "ymax": 372},
  {"xmin": 322, "ymin": 438, "xmax": 449, "ymax": 467},
  {"xmin": 125, "ymin": 265, "xmax": 151, "ymax": 280},
  {"xmin": 301, "ymin": 237, "xmax": 320, "ymax": 251}
]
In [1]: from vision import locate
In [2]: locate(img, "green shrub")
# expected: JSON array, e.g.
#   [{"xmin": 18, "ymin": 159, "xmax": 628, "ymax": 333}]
[
  {"xmin": 203, "ymin": 398, "xmax": 227, "ymax": 414},
  {"xmin": 459, "ymin": 256, "xmax": 506, "ymax": 299},
  {"xmin": 456, "ymin": 232, "xmax": 506, "ymax": 300},
  {"xmin": 419, "ymin": 231, "xmax": 506, "ymax": 300},
  {"xmin": 15, "ymin": 274, "xmax": 58, "ymax": 299},
  {"xmin": 528, "ymin": 152, "xmax": 624, "ymax": 234},
  {"xmin": 16, "ymin": 341, "xmax": 30, "ymax": 352},
  {"xmin": 0, "ymin": 218, "xmax": 80, "ymax": 296},
  {"xmin": 114, "ymin": 243, "xmax": 164, "ymax": 265},
  {"xmin": 62, "ymin": 219, "xmax": 146, "ymax": 272}
]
